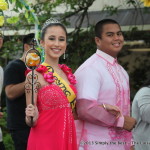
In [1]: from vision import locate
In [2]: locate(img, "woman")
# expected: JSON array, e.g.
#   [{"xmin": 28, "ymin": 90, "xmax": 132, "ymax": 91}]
[
  {"xmin": 132, "ymin": 77, "xmax": 150, "ymax": 150},
  {"xmin": 25, "ymin": 18, "xmax": 77, "ymax": 150}
]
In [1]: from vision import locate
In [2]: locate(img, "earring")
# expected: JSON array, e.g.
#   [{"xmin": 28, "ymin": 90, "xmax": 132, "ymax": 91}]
[{"xmin": 63, "ymin": 52, "xmax": 66, "ymax": 59}]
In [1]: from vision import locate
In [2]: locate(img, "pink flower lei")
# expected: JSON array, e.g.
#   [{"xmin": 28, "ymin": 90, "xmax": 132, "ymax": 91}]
[
  {"xmin": 59, "ymin": 64, "xmax": 76, "ymax": 85},
  {"xmin": 25, "ymin": 64, "xmax": 76, "ymax": 85},
  {"xmin": 36, "ymin": 65, "xmax": 55, "ymax": 84}
]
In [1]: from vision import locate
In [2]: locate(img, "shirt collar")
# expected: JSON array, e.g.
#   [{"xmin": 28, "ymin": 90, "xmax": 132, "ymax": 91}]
[{"xmin": 96, "ymin": 49, "xmax": 117, "ymax": 65}]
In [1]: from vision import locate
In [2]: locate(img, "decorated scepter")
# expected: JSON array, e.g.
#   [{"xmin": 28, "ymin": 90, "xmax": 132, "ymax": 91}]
[{"xmin": 25, "ymin": 39, "xmax": 41, "ymax": 125}]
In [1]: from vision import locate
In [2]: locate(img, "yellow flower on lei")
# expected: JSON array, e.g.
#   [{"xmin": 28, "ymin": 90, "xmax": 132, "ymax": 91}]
[
  {"xmin": 0, "ymin": 0, "xmax": 8, "ymax": 10},
  {"xmin": 0, "ymin": 16, "xmax": 4, "ymax": 26},
  {"xmin": 141, "ymin": 0, "xmax": 150, "ymax": 7}
]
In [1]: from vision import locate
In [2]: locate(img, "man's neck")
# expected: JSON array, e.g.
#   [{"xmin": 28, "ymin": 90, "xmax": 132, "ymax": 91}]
[{"xmin": 19, "ymin": 57, "xmax": 24, "ymax": 62}]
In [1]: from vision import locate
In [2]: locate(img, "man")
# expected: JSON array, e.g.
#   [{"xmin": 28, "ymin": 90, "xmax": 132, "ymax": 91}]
[
  {"xmin": 4, "ymin": 33, "xmax": 34, "ymax": 150},
  {"xmin": 75, "ymin": 19, "xmax": 136, "ymax": 150},
  {"xmin": 0, "ymin": 32, "xmax": 5, "ymax": 150}
]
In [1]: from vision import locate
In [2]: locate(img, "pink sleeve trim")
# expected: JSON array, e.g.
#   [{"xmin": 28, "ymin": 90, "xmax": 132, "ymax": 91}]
[{"xmin": 76, "ymin": 99, "xmax": 120, "ymax": 127}]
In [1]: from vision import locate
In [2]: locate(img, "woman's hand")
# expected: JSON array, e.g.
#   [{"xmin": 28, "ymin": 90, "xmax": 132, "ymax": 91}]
[
  {"xmin": 25, "ymin": 104, "xmax": 39, "ymax": 126},
  {"xmin": 102, "ymin": 103, "xmax": 122, "ymax": 118}
]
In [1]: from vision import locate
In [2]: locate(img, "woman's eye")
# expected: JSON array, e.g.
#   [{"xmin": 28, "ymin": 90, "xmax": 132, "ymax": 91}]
[
  {"xmin": 59, "ymin": 38, "xmax": 65, "ymax": 41},
  {"xmin": 49, "ymin": 37, "xmax": 55, "ymax": 40}
]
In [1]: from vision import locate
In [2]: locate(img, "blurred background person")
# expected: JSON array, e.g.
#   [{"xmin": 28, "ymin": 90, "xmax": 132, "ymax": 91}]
[
  {"xmin": 4, "ymin": 33, "xmax": 34, "ymax": 150},
  {"xmin": 132, "ymin": 76, "xmax": 150, "ymax": 150}
]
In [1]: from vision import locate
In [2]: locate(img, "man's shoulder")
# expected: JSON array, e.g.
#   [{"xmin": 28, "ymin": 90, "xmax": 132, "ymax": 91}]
[
  {"xmin": 118, "ymin": 64, "xmax": 129, "ymax": 76},
  {"xmin": 75, "ymin": 53, "xmax": 103, "ymax": 75},
  {"xmin": 8, "ymin": 59, "xmax": 22, "ymax": 65},
  {"xmin": 6, "ymin": 59, "xmax": 25, "ymax": 68},
  {"xmin": 79, "ymin": 53, "xmax": 100, "ymax": 66},
  {"xmin": 138, "ymin": 87, "xmax": 150, "ymax": 95}
]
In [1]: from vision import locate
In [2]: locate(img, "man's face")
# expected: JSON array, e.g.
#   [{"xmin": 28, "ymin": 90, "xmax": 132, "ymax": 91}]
[
  {"xmin": 95, "ymin": 23, "xmax": 124, "ymax": 58},
  {"xmin": 0, "ymin": 37, "xmax": 3, "ymax": 49}
]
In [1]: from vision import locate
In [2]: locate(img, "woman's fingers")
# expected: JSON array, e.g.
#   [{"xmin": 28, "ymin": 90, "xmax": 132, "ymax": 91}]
[
  {"xmin": 103, "ymin": 104, "xmax": 122, "ymax": 117},
  {"xmin": 105, "ymin": 104, "xmax": 120, "ymax": 111},
  {"xmin": 26, "ymin": 104, "xmax": 35, "ymax": 117}
]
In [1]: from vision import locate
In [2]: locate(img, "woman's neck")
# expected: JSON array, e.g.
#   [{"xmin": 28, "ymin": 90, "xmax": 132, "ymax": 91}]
[{"xmin": 44, "ymin": 58, "xmax": 59, "ymax": 69}]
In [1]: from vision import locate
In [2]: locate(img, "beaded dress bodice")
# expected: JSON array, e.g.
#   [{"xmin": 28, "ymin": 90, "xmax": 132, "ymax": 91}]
[{"xmin": 37, "ymin": 84, "xmax": 72, "ymax": 112}]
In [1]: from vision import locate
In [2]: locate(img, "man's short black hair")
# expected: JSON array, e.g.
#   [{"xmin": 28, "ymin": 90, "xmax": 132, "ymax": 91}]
[
  {"xmin": 23, "ymin": 33, "xmax": 35, "ymax": 45},
  {"xmin": 95, "ymin": 19, "xmax": 120, "ymax": 39}
]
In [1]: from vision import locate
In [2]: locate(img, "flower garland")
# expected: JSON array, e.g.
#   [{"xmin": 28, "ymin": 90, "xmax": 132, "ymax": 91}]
[
  {"xmin": 25, "ymin": 64, "xmax": 76, "ymax": 85},
  {"xmin": 36, "ymin": 65, "xmax": 55, "ymax": 84},
  {"xmin": 59, "ymin": 64, "xmax": 76, "ymax": 85}
]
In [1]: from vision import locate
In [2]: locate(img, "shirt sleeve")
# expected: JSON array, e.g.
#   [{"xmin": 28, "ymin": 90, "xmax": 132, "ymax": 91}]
[
  {"xmin": 76, "ymin": 99, "xmax": 124, "ymax": 127},
  {"xmin": 75, "ymin": 66, "xmax": 101, "ymax": 100},
  {"xmin": 137, "ymin": 87, "xmax": 150, "ymax": 123},
  {"xmin": 4, "ymin": 62, "xmax": 25, "ymax": 87}
]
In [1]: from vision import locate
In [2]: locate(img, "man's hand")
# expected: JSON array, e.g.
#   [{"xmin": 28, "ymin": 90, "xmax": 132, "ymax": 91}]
[
  {"xmin": 130, "ymin": 145, "xmax": 134, "ymax": 150},
  {"xmin": 102, "ymin": 104, "xmax": 121, "ymax": 118},
  {"xmin": 123, "ymin": 116, "xmax": 136, "ymax": 131}
]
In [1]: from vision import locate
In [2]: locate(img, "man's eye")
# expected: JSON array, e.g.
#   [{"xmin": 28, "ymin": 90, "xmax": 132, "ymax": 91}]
[{"xmin": 118, "ymin": 32, "xmax": 122, "ymax": 36}]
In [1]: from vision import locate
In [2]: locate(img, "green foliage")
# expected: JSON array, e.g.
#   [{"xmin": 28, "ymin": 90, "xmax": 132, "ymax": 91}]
[
  {"xmin": 65, "ymin": 27, "xmax": 96, "ymax": 70},
  {"xmin": 126, "ymin": 0, "xmax": 137, "ymax": 6},
  {"xmin": 6, "ymin": 16, "xmax": 19, "ymax": 24},
  {"xmin": 0, "ymin": 35, "xmax": 22, "ymax": 66},
  {"xmin": 0, "ymin": 109, "xmax": 14, "ymax": 150},
  {"xmin": 103, "ymin": 5, "xmax": 120, "ymax": 15}
]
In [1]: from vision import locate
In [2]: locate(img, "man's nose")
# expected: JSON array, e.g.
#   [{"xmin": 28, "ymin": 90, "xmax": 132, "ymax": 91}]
[{"xmin": 113, "ymin": 34, "xmax": 120, "ymax": 40}]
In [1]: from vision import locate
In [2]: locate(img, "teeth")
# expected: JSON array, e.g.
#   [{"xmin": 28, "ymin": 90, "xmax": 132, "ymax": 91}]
[
  {"xmin": 52, "ymin": 49, "xmax": 60, "ymax": 51},
  {"xmin": 113, "ymin": 43, "xmax": 120, "ymax": 46}
]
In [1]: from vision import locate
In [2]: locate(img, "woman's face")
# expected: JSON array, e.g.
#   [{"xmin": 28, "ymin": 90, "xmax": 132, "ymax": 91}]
[{"xmin": 41, "ymin": 26, "xmax": 67, "ymax": 60}]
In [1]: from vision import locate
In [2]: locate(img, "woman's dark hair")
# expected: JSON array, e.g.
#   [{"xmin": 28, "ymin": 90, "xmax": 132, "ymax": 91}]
[
  {"xmin": 41, "ymin": 19, "xmax": 67, "ymax": 40},
  {"xmin": 95, "ymin": 19, "xmax": 120, "ymax": 39}
]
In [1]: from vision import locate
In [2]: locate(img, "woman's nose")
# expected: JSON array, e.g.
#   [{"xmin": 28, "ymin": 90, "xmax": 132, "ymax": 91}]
[{"xmin": 54, "ymin": 39, "xmax": 59, "ymax": 46}]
